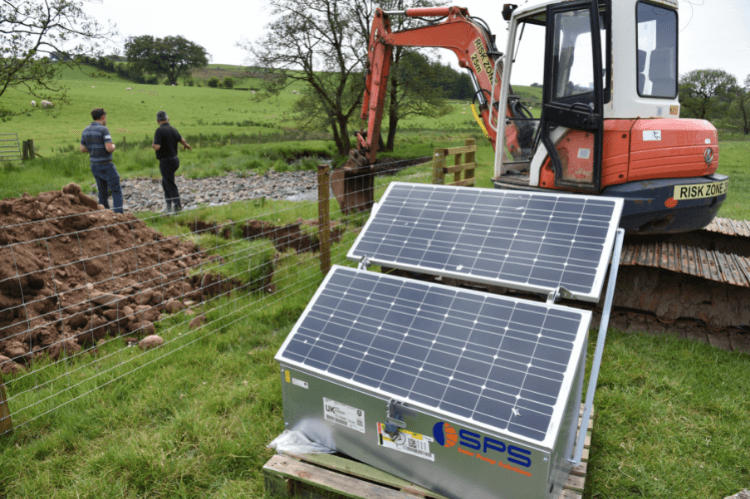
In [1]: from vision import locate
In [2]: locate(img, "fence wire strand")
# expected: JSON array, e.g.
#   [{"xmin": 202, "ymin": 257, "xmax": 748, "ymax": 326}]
[{"xmin": 0, "ymin": 162, "xmax": 434, "ymax": 436}]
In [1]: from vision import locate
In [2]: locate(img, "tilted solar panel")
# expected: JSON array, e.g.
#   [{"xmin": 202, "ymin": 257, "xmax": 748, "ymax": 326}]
[
  {"xmin": 347, "ymin": 183, "xmax": 623, "ymax": 302},
  {"xmin": 276, "ymin": 266, "xmax": 591, "ymax": 445}
]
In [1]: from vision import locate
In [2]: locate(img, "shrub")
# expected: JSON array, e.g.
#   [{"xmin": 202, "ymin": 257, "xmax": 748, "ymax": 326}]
[
  {"xmin": 223, "ymin": 77, "xmax": 234, "ymax": 89},
  {"xmin": 207, "ymin": 77, "xmax": 220, "ymax": 88},
  {"xmin": 185, "ymin": 78, "xmax": 194, "ymax": 87},
  {"xmin": 145, "ymin": 75, "xmax": 158, "ymax": 85}
]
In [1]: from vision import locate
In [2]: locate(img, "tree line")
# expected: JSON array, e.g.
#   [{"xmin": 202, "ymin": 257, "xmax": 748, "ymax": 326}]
[{"xmin": 679, "ymin": 69, "xmax": 750, "ymax": 135}]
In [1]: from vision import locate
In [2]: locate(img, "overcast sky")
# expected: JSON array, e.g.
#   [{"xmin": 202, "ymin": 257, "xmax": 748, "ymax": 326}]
[{"xmin": 85, "ymin": 0, "xmax": 749, "ymax": 84}]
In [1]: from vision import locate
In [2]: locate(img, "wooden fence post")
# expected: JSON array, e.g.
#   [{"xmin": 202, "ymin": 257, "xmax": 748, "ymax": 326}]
[
  {"xmin": 432, "ymin": 148, "xmax": 446, "ymax": 185},
  {"xmin": 465, "ymin": 138, "xmax": 476, "ymax": 184},
  {"xmin": 0, "ymin": 372, "xmax": 12, "ymax": 436},
  {"xmin": 28, "ymin": 139, "xmax": 35, "ymax": 159},
  {"xmin": 318, "ymin": 165, "xmax": 332, "ymax": 274}
]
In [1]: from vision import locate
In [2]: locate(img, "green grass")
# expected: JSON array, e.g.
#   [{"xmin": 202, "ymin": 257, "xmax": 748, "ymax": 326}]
[
  {"xmin": 716, "ymin": 141, "xmax": 750, "ymax": 219},
  {"xmin": 1, "ymin": 65, "xmax": 750, "ymax": 499}
]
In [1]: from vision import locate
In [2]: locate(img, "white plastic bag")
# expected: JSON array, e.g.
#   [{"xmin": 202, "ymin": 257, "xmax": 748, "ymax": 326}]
[{"xmin": 267, "ymin": 430, "xmax": 335, "ymax": 454}]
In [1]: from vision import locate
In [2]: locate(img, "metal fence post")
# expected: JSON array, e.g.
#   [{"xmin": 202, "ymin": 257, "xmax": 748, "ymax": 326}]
[
  {"xmin": 0, "ymin": 372, "xmax": 12, "ymax": 436},
  {"xmin": 318, "ymin": 165, "xmax": 332, "ymax": 274}
]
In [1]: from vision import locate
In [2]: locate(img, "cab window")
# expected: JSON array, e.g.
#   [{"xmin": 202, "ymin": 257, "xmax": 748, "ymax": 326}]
[{"xmin": 637, "ymin": 2, "xmax": 678, "ymax": 98}]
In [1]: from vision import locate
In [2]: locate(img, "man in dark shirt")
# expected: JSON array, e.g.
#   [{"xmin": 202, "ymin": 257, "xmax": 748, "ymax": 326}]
[
  {"xmin": 152, "ymin": 110, "xmax": 191, "ymax": 213},
  {"xmin": 80, "ymin": 108, "xmax": 123, "ymax": 213}
]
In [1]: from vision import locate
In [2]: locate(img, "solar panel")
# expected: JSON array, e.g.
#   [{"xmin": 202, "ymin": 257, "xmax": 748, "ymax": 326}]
[
  {"xmin": 347, "ymin": 183, "xmax": 623, "ymax": 302},
  {"xmin": 276, "ymin": 266, "xmax": 591, "ymax": 445}
]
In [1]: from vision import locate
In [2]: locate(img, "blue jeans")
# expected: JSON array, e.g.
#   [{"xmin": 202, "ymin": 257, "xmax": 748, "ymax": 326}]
[{"xmin": 91, "ymin": 162, "xmax": 123, "ymax": 213}]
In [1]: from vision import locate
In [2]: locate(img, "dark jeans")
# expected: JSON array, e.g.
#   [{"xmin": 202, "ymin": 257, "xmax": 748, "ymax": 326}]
[
  {"xmin": 159, "ymin": 157, "xmax": 181, "ymax": 210},
  {"xmin": 91, "ymin": 162, "xmax": 123, "ymax": 213}
]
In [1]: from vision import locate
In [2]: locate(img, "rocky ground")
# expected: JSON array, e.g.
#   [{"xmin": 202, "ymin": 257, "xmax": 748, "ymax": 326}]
[{"xmin": 98, "ymin": 170, "xmax": 319, "ymax": 213}]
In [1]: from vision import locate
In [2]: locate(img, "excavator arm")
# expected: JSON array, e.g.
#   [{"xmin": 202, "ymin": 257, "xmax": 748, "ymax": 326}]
[{"xmin": 354, "ymin": 6, "xmax": 535, "ymax": 166}]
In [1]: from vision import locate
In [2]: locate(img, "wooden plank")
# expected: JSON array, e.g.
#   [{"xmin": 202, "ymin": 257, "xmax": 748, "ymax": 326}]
[
  {"xmin": 564, "ymin": 474, "xmax": 585, "ymax": 491},
  {"xmin": 452, "ymin": 153, "xmax": 462, "ymax": 184},
  {"xmin": 570, "ymin": 461, "xmax": 587, "ymax": 477},
  {"xmin": 432, "ymin": 149, "xmax": 446, "ymax": 185},
  {"xmin": 559, "ymin": 490, "xmax": 582, "ymax": 499},
  {"xmin": 464, "ymin": 138, "xmax": 476, "ymax": 185},
  {"xmin": 448, "ymin": 178, "xmax": 475, "ymax": 187},
  {"xmin": 442, "ymin": 162, "xmax": 477, "ymax": 174},
  {"xmin": 442, "ymin": 145, "xmax": 476, "ymax": 156},
  {"xmin": 264, "ymin": 455, "xmax": 422, "ymax": 499},
  {"xmin": 280, "ymin": 452, "xmax": 450, "ymax": 499}
]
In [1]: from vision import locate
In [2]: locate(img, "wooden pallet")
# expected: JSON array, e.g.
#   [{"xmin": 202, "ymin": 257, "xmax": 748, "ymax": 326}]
[{"xmin": 264, "ymin": 405, "xmax": 593, "ymax": 499}]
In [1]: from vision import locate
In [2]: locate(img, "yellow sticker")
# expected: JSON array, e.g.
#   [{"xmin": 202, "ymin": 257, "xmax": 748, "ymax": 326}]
[{"xmin": 285, "ymin": 370, "xmax": 291, "ymax": 383}]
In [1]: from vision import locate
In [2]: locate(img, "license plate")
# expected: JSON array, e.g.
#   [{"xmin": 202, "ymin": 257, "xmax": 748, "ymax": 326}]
[{"xmin": 673, "ymin": 180, "xmax": 728, "ymax": 200}]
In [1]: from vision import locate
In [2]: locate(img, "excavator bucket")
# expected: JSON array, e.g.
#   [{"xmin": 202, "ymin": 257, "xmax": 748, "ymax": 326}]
[{"xmin": 330, "ymin": 154, "xmax": 375, "ymax": 215}]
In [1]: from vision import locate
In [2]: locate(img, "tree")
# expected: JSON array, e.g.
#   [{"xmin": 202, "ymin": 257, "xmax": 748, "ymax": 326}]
[
  {"xmin": 239, "ymin": 0, "xmax": 363, "ymax": 155},
  {"xmin": 0, "ymin": 0, "xmax": 115, "ymax": 119},
  {"xmin": 729, "ymin": 76, "xmax": 750, "ymax": 136},
  {"xmin": 351, "ymin": 0, "xmax": 448, "ymax": 151},
  {"xmin": 679, "ymin": 69, "xmax": 737, "ymax": 120},
  {"xmin": 125, "ymin": 35, "xmax": 209, "ymax": 86}
]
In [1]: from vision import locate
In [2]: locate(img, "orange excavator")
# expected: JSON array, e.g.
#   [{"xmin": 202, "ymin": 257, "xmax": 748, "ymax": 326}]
[{"xmin": 339, "ymin": 1, "xmax": 750, "ymax": 331}]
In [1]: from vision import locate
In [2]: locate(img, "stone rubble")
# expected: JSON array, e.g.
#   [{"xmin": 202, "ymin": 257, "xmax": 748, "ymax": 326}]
[{"xmin": 96, "ymin": 170, "xmax": 319, "ymax": 213}]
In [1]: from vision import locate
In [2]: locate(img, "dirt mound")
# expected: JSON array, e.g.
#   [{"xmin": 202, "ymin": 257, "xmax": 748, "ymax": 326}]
[
  {"xmin": 0, "ymin": 184, "xmax": 270, "ymax": 373},
  {"xmin": 185, "ymin": 218, "xmax": 344, "ymax": 253}
]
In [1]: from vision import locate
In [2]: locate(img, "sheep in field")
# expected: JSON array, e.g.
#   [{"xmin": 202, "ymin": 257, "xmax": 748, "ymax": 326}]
[
  {"xmin": 31, "ymin": 101, "xmax": 36, "ymax": 107},
  {"xmin": 41, "ymin": 100, "xmax": 54, "ymax": 109},
  {"xmin": 126, "ymin": 87, "xmax": 132, "ymax": 90}
]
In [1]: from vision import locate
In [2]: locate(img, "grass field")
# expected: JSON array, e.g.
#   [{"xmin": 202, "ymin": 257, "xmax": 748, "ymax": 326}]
[{"xmin": 1, "ymin": 64, "xmax": 749, "ymax": 499}]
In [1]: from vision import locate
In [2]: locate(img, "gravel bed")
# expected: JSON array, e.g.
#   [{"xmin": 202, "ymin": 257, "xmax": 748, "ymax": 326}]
[{"xmin": 91, "ymin": 170, "xmax": 319, "ymax": 213}]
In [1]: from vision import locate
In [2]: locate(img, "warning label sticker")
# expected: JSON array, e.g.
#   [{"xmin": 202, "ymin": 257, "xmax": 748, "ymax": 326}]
[
  {"xmin": 323, "ymin": 398, "xmax": 365, "ymax": 433},
  {"xmin": 377, "ymin": 423, "xmax": 435, "ymax": 461}
]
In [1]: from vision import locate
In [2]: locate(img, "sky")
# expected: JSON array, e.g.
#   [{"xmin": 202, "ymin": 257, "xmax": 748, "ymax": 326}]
[{"xmin": 82, "ymin": 0, "xmax": 749, "ymax": 85}]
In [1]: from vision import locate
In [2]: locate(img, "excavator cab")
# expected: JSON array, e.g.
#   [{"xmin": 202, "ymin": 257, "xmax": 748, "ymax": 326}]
[
  {"xmin": 493, "ymin": 0, "xmax": 726, "ymax": 234},
  {"xmin": 495, "ymin": 0, "xmax": 607, "ymax": 192}
]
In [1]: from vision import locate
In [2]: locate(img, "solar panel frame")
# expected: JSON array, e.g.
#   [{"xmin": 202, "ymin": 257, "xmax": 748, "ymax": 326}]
[
  {"xmin": 275, "ymin": 265, "xmax": 592, "ymax": 449},
  {"xmin": 346, "ymin": 183, "xmax": 624, "ymax": 303}
]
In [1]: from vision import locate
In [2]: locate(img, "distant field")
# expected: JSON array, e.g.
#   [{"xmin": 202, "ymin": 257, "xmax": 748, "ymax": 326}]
[{"xmin": 2, "ymin": 64, "xmax": 485, "ymax": 156}]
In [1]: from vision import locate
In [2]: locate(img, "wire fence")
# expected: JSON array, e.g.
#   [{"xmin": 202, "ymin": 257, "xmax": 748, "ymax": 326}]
[{"xmin": 0, "ymin": 157, "xmax": 435, "ymax": 437}]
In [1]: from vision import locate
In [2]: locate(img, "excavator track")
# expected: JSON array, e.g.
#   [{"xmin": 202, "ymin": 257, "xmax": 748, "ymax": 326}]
[{"xmin": 615, "ymin": 218, "xmax": 750, "ymax": 330}]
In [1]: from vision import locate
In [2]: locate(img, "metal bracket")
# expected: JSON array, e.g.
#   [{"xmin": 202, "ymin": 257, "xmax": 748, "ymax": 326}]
[
  {"xmin": 384, "ymin": 399, "xmax": 407, "ymax": 437},
  {"xmin": 568, "ymin": 228, "xmax": 625, "ymax": 466},
  {"xmin": 358, "ymin": 255, "xmax": 371, "ymax": 270},
  {"xmin": 546, "ymin": 286, "xmax": 574, "ymax": 304}
]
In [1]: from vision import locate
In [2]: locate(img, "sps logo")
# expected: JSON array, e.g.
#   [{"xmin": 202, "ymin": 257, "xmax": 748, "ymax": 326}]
[{"xmin": 432, "ymin": 422, "xmax": 532, "ymax": 469}]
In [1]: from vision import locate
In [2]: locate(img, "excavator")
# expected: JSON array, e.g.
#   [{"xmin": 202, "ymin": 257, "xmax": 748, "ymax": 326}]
[{"xmin": 338, "ymin": 0, "xmax": 750, "ymax": 331}]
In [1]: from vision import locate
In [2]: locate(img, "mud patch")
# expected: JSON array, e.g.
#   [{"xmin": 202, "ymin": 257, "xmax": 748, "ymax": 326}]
[{"xmin": 0, "ymin": 184, "xmax": 275, "ymax": 370}]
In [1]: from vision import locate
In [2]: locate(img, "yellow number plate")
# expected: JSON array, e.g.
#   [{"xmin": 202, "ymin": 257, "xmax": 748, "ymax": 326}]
[{"xmin": 673, "ymin": 181, "xmax": 728, "ymax": 200}]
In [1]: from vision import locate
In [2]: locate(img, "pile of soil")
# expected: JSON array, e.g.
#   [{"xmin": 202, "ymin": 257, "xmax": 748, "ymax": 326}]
[
  {"xmin": 185, "ymin": 218, "xmax": 344, "ymax": 254},
  {"xmin": 0, "ymin": 184, "xmax": 271, "ymax": 375}
]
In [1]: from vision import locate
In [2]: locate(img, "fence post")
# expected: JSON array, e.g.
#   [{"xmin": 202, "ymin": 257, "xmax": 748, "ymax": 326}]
[
  {"xmin": 28, "ymin": 139, "xmax": 35, "ymax": 159},
  {"xmin": 432, "ymin": 148, "xmax": 446, "ymax": 185},
  {"xmin": 465, "ymin": 138, "xmax": 476, "ymax": 185},
  {"xmin": 318, "ymin": 165, "xmax": 332, "ymax": 274},
  {"xmin": 0, "ymin": 372, "xmax": 12, "ymax": 436}
]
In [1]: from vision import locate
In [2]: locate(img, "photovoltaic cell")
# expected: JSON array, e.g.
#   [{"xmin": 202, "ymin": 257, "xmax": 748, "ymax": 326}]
[
  {"xmin": 276, "ymin": 266, "xmax": 591, "ymax": 444},
  {"xmin": 347, "ymin": 183, "xmax": 623, "ymax": 302}
]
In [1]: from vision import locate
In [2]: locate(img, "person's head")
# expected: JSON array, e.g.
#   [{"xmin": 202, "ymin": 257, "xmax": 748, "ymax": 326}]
[
  {"xmin": 91, "ymin": 108, "xmax": 107, "ymax": 125},
  {"xmin": 156, "ymin": 110, "xmax": 168, "ymax": 124}
]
